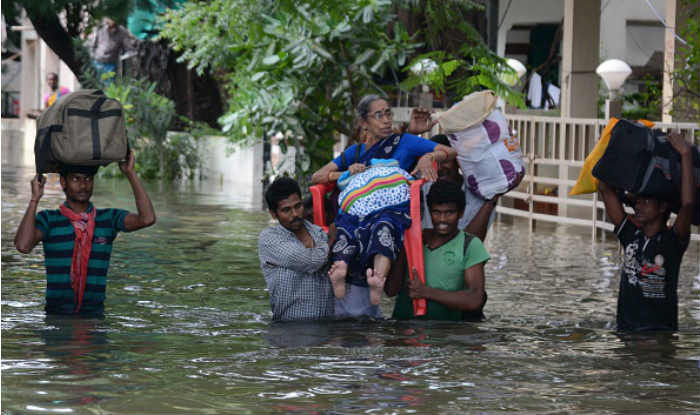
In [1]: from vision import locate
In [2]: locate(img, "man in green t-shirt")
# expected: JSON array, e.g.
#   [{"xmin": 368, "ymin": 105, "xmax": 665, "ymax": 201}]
[{"xmin": 386, "ymin": 180, "xmax": 489, "ymax": 320}]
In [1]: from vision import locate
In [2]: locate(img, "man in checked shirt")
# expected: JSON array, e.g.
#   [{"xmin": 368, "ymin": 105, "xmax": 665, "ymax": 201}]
[{"xmin": 258, "ymin": 177, "xmax": 335, "ymax": 320}]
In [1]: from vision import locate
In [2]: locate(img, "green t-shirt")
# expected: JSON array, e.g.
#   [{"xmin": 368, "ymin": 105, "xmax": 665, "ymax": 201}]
[{"xmin": 392, "ymin": 232, "xmax": 489, "ymax": 321}]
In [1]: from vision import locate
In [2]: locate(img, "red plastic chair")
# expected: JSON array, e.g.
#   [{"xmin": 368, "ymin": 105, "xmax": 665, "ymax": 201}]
[{"xmin": 309, "ymin": 179, "xmax": 427, "ymax": 316}]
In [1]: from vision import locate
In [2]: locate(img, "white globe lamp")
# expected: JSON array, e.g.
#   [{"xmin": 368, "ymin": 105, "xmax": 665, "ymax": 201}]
[
  {"xmin": 411, "ymin": 59, "xmax": 438, "ymax": 93},
  {"xmin": 498, "ymin": 58, "xmax": 526, "ymax": 87},
  {"xmin": 596, "ymin": 59, "xmax": 632, "ymax": 96},
  {"xmin": 596, "ymin": 59, "xmax": 631, "ymax": 119}
]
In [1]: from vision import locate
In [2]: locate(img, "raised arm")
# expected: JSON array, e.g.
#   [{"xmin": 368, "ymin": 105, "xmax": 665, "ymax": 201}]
[
  {"xmin": 119, "ymin": 152, "xmax": 156, "ymax": 231},
  {"xmin": 407, "ymin": 262, "xmax": 485, "ymax": 312},
  {"xmin": 15, "ymin": 175, "xmax": 46, "ymax": 253},
  {"xmin": 597, "ymin": 180, "xmax": 625, "ymax": 227},
  {"xmin": 311, "ymin": 160, "xmax": 341, "ymax": 184},
  {"xmin": 465, "ymin": 198, "xmax": 498, "ymax": 241},
  {"xmin": 667, "ymin": 131, "xmax": 694, "ymax": 241}
]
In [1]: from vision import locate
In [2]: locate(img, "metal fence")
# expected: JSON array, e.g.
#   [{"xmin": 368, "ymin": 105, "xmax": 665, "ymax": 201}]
[{"xmin": 394, "ymin": 108, "xmax": 700, "ymax": 242}]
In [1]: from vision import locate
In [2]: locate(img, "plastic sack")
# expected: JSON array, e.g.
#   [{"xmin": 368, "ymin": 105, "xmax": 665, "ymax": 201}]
[{"xmin": 444, "ymin": 106, "xmax": 525, "ymax": 200}]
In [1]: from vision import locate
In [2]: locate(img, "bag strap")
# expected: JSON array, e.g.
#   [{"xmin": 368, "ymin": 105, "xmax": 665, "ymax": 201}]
[
  {"xmin": 66, "ymin": 97, "xmax": 122, "ymax": 160},
  {"xmin": 35, "ymin": 125, "xmax": 63, "ymax": 173},
  {"xmin": 463, "ymin": 232, "xmax": 474, "ymax": 257}
]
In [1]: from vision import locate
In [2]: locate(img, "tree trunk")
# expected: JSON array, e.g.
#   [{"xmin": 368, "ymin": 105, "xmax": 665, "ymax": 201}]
[
  {"xmin": 124, "ymin": 40, "xmax": 224, "ymax": 129},
  {"xmin": 26, "ymin": 12, "xmax": 84, "ymax": 79}
]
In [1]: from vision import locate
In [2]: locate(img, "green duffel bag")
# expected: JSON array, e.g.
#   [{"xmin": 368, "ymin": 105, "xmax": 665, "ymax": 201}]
[{"xmin": 34, "ymin": 89, "xmax": 128, "ymax": 173}]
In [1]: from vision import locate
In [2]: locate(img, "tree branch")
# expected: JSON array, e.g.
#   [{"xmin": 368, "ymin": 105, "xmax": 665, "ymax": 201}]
[{"xmin": 26, "ymin": 11, "xmax": 85, "ymax": 79}]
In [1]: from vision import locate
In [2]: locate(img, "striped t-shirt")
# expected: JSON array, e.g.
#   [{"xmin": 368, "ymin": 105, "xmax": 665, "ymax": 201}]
[{"xmin": 36, "ymin": 203, "xmax": 129, "ymax": 314}]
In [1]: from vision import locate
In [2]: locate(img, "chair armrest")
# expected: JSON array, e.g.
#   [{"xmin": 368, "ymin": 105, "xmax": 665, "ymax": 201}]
[{"xmin": 309, "ymin": 182, "xmax": 337, "ymax": 232}]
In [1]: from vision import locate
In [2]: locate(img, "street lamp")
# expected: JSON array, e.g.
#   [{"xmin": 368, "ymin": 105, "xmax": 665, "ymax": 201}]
[{"xmin": 596, "ymin": 59, "xmax": 631, "ymax": 119}]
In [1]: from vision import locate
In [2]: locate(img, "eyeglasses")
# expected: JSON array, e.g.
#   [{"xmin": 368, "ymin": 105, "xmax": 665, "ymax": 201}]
[{"xmin": 371, "ymin": 109, "xmax": 393, "ymax": 121}]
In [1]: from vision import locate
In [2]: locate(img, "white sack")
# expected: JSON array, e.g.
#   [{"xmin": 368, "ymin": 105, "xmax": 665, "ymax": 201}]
[{"xmin": 445, "ymin": 106, "xmax": 525, "ymax": 200}]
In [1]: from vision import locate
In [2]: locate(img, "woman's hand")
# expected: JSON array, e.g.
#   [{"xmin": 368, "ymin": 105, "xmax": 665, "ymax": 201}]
[
  {"xmin": 407, "ymin": 107, "xmax": 438, "ymax": 135},
  {"xmin": 411, "ymin": 154, "xmax": 438, "ymax": 181},
  {"xmin": 347, "ymin": 163, "xmax": 366, "ymax": 175}
]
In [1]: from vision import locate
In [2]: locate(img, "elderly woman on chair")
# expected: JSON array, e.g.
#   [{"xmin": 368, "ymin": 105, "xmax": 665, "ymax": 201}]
[{"xmin": 311, "ymin": 94, "xmax": 456, "ymax": 318}]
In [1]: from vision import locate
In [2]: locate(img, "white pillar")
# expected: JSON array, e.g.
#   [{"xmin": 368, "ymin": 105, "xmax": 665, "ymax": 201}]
[
  {"xmin": 560, "ymin": 0, "xmax": 601, "ymax": 119},
  {"xmin": 19, "ymin": 28, "xmax": 38, "ymax": 117},
  {"xmin": 661, "ymin": 0, "xmax": 677, "ymax": 123}
]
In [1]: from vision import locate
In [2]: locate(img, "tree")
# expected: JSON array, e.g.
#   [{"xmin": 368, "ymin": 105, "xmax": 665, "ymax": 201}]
[
  {"xmin": 397, "ymin": 0, "xmax": 525, "ymax": 108},
  {"xmin": 161, "ymin": 0, "xmax": 421, "ymax": 184},
  {"xmin": 2, "ymin": 0, "xmax": 131, "ymax": 80},
  {"xmin": 160, "ymin": 0, "xmax": 523, "ymax": 185},
  {"xmin": 2, "ymin": 0, "xmax": 223, "ymax": 128},
  {"xmin": 671, "ymin": 0, "xmax": 699, "ymax": 121}
]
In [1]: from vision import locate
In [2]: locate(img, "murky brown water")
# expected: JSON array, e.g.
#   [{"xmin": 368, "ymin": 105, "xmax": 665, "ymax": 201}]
[{"xmin": 2, "ymin": 162, "xmax": 699, "ymax": 414}]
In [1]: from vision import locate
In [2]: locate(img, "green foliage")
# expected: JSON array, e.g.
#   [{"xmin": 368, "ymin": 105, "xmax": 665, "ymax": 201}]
[
  {"xmin": 621, "ymin": 75, "xmax": 662, "ymax": 121},
  {"xmin": 159, "ymin": 0, "xmax": 526, "ymax": 185},
  {"xmin": 101, "ymin": 76, "xmax": 200, "ymax": 180},
  {"xmin": 159, "ymin": 0, "xmax": 422, "ymax": 186},
  {"xmin": 398, "ymin": 1, "xmax": 525, "ymax": 108},
  {"xmin": 673, "ymin": 0, "xmax": 699, "ymax": 120},
  {"xmin": 2, "ymin": 0, "xmax": 130, "ymax": 37}
]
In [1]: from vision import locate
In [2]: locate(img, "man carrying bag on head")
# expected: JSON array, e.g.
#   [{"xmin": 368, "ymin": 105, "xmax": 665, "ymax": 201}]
[{"xmin": 15, "ymin": 89, "xmax": 156, "ymax": 315}]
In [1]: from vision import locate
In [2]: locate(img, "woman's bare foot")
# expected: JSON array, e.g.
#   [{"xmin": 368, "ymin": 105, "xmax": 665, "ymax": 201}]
[
  {"xmin": 367, "ymin": 268, "xmax": 386, "ymax": 305},
  {"xmin": 328, "ymin": 261, "xmax": 348, "ymax": 299}
]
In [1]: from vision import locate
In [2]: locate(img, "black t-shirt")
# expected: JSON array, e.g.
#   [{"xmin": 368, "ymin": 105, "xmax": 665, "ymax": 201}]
[{"xmin": 615, "ymin": 216, "xmax": 689, "ymax": 331}]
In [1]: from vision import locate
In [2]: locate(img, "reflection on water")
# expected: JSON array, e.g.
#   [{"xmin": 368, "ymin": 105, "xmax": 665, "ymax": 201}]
[{"xmin": 2, "ymin": 163, "xmax": 699, "ymax": 414}]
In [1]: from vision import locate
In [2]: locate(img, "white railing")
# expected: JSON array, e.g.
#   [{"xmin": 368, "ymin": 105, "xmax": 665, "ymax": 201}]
[
  {"xmin": 393, "ymin": 108, "xmax": 700, "ymax": 242},
  {"xmin": 505, "ymin": 115, "xmax": 699, "ymax": 242}
]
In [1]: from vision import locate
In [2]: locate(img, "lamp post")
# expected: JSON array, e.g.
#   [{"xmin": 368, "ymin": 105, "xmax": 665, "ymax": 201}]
[
  {"xmin": 596, "ymin": 59, "xmax": 631, "ymax": 120},
  {"xmin": 410, "ymin": 59, "xmax": 438, "ymax": 109}
]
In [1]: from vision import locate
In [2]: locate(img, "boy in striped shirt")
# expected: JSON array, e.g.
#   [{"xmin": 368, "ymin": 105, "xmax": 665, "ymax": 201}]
[{"xmin": 14, "ymin": 152, "xmax": 155, "ymax": 315}]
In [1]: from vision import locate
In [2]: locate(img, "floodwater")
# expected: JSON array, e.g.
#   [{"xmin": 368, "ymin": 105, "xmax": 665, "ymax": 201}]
[{"xmin": 2, "ymin": 163, "xmax": 699, "ymax": 414}]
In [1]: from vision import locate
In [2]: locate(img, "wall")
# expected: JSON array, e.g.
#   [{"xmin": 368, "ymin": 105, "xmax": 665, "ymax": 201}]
[{"xmin": 196, "ymin": 136, "xmax": 264, "ymax": 209}]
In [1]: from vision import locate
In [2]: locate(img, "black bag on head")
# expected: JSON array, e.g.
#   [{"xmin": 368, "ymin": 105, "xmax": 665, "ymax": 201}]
[
  {"xmin": 35, "ymin": 89, "xmax": 128, "ymax": 174},
  {"xmin": 592, "ymin": 119, "xmax": 700, "ymax": 225}
]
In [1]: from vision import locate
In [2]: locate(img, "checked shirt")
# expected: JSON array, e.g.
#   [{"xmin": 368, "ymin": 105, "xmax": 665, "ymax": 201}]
[{"xmin": 258, "ymin": 221, "xmax": 334, "ymax": 321}]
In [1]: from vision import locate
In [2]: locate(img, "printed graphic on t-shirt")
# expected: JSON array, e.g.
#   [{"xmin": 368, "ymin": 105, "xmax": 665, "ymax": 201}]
[{"xmin": 622, "ymin": 241, "xmax": 667, "ymax": 299}]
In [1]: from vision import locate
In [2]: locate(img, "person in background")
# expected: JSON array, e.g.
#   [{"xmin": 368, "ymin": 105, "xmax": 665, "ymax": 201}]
[
  {"xmin": 43, "ymin": 72, "xmax": 71, "ymax": 108},
  {"xmin": 597, "ymin": 132, "xmax": 694, "ymax": 331},
  {"xmin": 386, "ymin": 180, "xmax": 489, "ymax": 320},
  {"xmin": 14, "ymin": 152, "xmax": 156, "ymax": 315},
  {"xmin": 258, "ymin": 177, "xmax": 335, "ymax": 321},
  {"xmin": 90, "ymin": 17, "xmax": 137, "ymax": 79}
]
